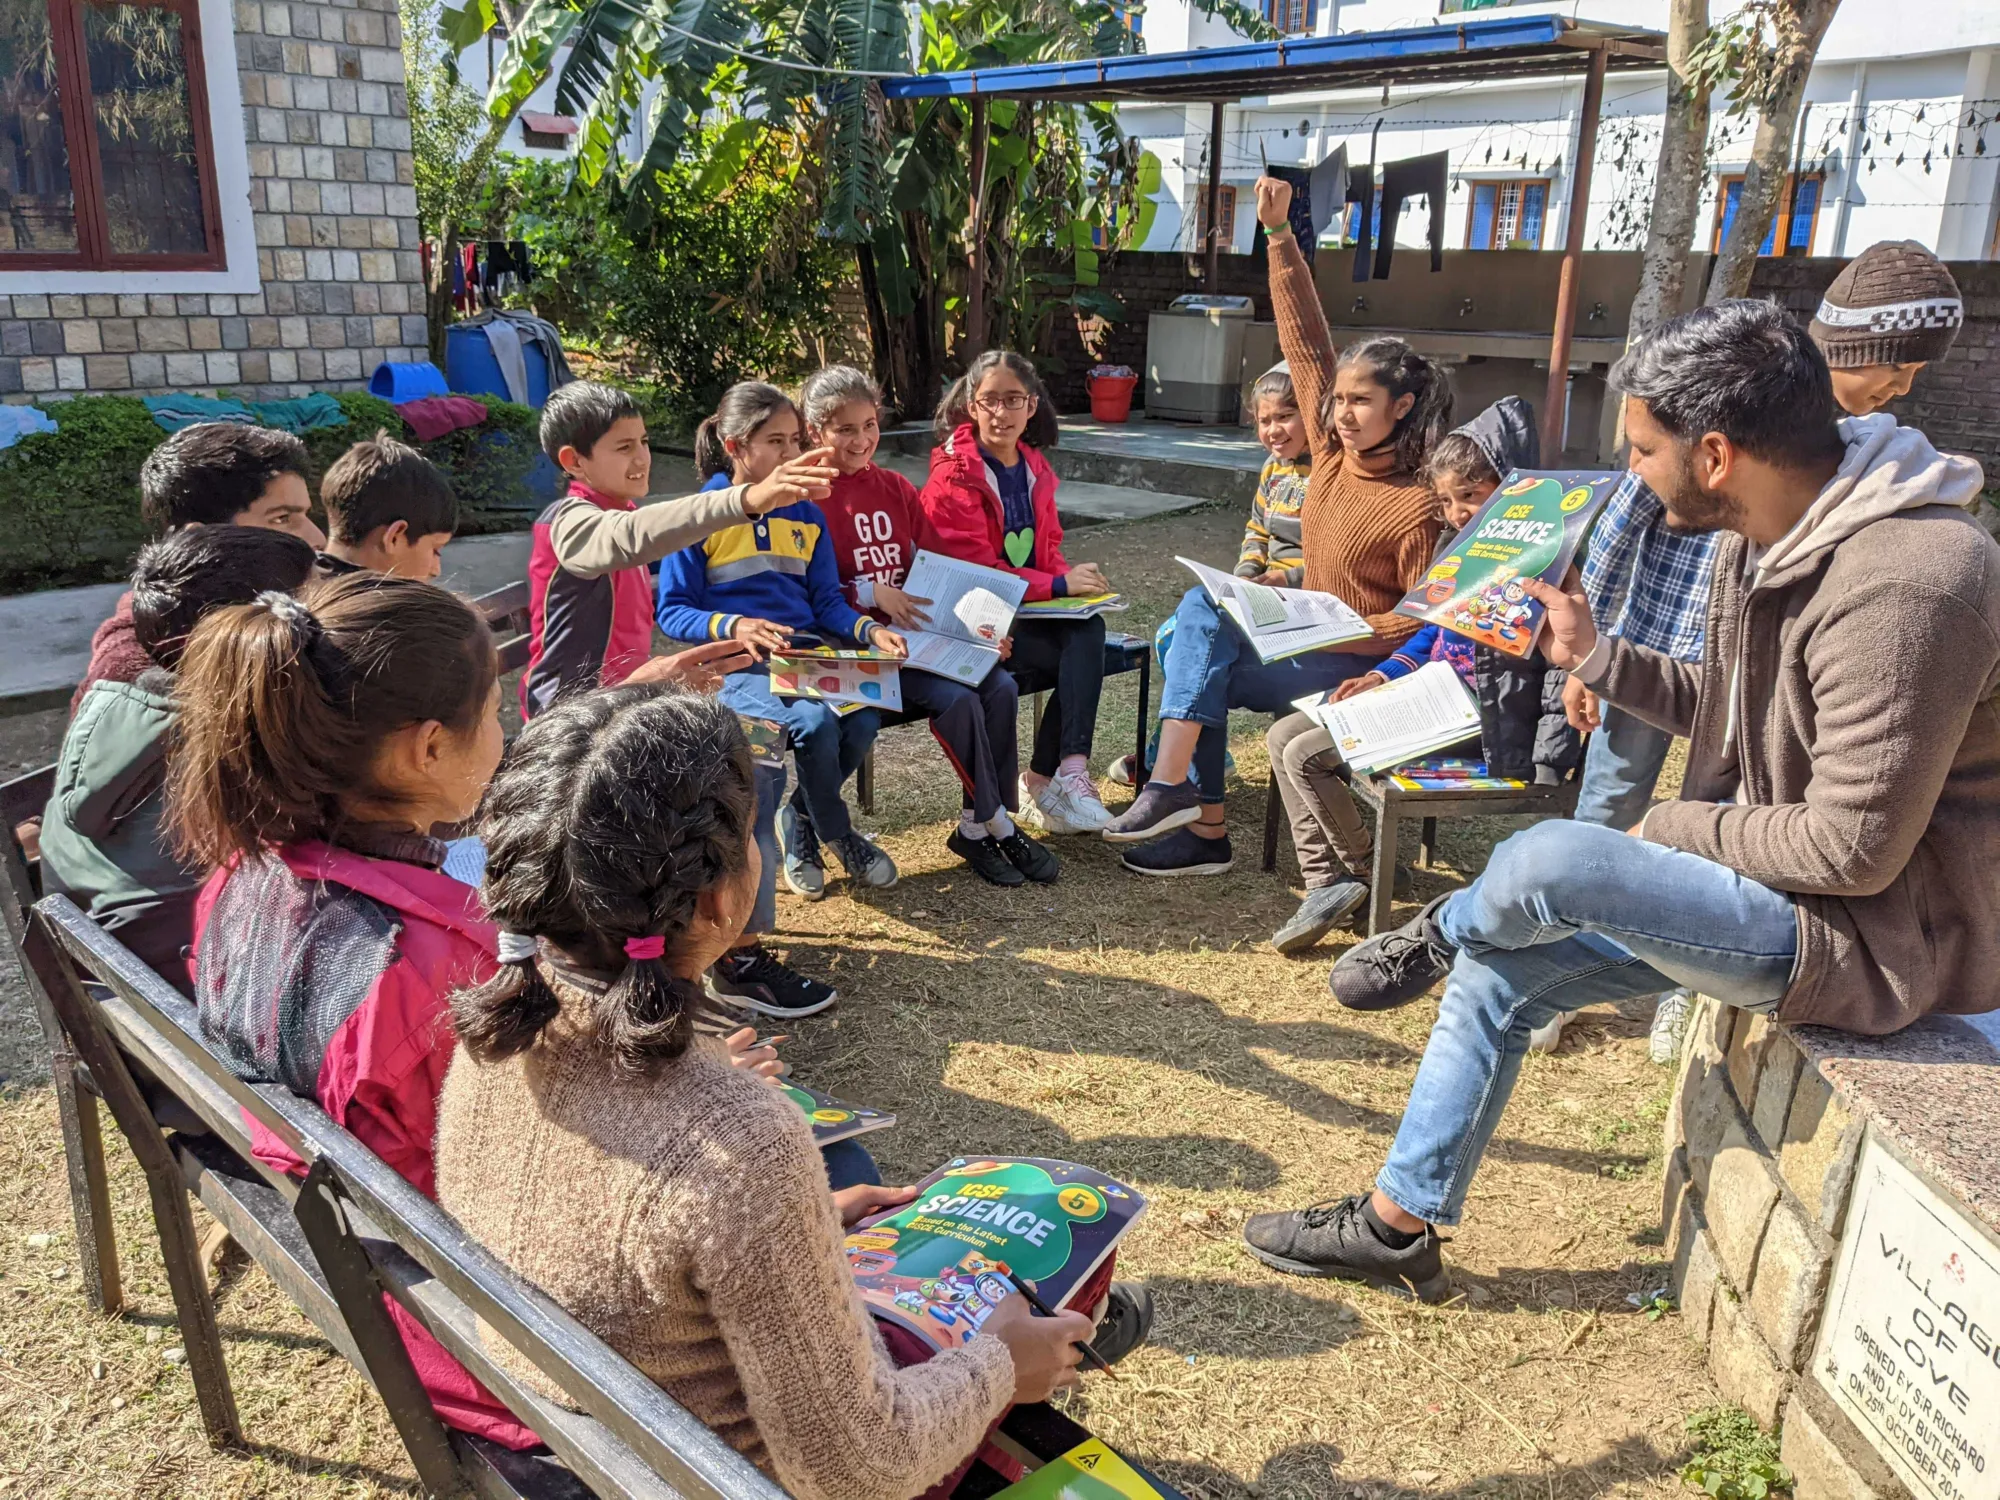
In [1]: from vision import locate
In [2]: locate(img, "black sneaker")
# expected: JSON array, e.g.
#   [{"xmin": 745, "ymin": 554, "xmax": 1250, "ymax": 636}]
[
  {"xmin": 947, "ymin": 828, "xmax": 1025, "ymax": 886},
  {"xmin": 1242, "ymin": 1194, "xmax": 1450, "ymax": 1303},
  {"xmin": 1271, "ymin": 880, "xmax": 1369, "ymax": 954},
  {"xmin": 1328, "ymin": 893, "xmax": 1456, "ymax": 1011},
  {"xmin": 1100, "ymin": 780, "xmax": 1204, "ymax": 844},
  {"xmin": 996, "ymin": 830, "xmax": 1061, "ymax": 884},
  {"xmin": 1120, "ymin": 826, "xmax": 1233, "ymax": 877},
  {"xmin": 706, "ymin": 946, "xmax": 838, "ymax": 1018},
  {"xmin": 1091, "ymin": 1282, "xmax": 1154, "ymax": 1366}
]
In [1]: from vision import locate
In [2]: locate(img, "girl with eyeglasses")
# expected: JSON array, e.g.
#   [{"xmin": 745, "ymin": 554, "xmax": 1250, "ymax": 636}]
[{"xmin": 920, "ymin": 350, "xmax": 1119, "ymax": 835}]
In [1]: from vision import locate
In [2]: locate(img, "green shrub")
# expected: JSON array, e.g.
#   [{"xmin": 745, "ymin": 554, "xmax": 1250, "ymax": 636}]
[
  {"xmin": 1681, "ymin": 1405, "xmax": 1792, "ymax": 1498},
  {"xmin": 0, "ymin": 391, "xmax": 553, "ymax": 593}
]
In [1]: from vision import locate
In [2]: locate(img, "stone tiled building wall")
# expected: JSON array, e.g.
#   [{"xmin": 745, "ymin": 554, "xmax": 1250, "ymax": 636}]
[{"xmin": 0, "ymin": 0, "xmax": 427, "ymax": 402}]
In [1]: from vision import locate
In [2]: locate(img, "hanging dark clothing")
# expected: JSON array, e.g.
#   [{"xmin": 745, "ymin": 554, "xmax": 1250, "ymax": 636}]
[{"xmin": 1370, "ymin": 152, "xmax": 1449, "ymax": 279}]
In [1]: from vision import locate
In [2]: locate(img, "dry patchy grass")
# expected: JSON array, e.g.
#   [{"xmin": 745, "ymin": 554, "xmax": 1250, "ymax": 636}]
[{"xmin": 0, "ymin": 504, "xmax": 1714, "ymax": 1498}]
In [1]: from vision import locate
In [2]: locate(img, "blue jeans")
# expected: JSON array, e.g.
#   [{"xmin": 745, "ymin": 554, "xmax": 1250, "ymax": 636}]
[
  {"xmin": 1375, "ymin": 821, "xmax": 1797, "ymax": 1225},
  {"xmin": 1157, "ymin": 587, "xmax": 1376, "ymax": 801},
  {"xmin": 721, "ymin": 669, "xmax": 881, "ymax": 844},
  {"xmin": 1573, "ymin": 703, "xmax": 1674, "ymax": 832},
  {"xmin": 821, "ymin": 1138, "xmax": 883, "ymax": 1191},
  {"xmin": 749, "ymin": 760, "xmax": 783, "ymax": 938}
]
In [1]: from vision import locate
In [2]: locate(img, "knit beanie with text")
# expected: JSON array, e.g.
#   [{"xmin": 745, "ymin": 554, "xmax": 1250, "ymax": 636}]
[{"xmin": 1808, "ymin": 240, "xmax": 1963, "ymax": 368}]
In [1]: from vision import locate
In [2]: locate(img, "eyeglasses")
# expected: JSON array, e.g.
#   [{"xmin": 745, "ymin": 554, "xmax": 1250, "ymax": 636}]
[{"xmin": 974, "ymin": 394, "xmax": 1034, "ymax": 413}]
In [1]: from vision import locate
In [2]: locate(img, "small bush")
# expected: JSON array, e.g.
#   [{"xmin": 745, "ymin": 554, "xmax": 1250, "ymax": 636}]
[
  {"xmin": 1681, "ymin": 1405, "xmax": 1792, "ymax": 1498},
  {"xmin": 0, "ymin": 391, "xmax": 552, "ymax": 592}
]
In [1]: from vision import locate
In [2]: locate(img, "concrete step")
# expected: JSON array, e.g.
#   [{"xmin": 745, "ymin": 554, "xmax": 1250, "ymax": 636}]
[{"xmin": 881, "ymin": 416, "xmax": 1264, "ymax": 508}]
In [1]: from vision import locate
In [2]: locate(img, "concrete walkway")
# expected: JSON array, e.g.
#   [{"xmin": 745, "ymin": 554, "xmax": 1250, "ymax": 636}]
[{"xmin": 0, "ymin": 531, "xmax": 535, "ymax": 706}]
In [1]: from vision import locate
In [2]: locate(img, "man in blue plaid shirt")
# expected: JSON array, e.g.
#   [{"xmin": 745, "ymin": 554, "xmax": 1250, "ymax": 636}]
[{"xmin": 1564, "ymin": 471, "xmax": 1718, "ymax": 1061}]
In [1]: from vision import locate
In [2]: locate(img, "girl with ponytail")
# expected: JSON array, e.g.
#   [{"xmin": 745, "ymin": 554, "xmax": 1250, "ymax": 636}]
[
  {"xmin": 169, "ymin": 572, "xmax": 539, "ymax": 1449},
  {"xmin": 436, "ymin": 683, "xmax": 1115, "ymax": 1500},
  {"xmin": 1100, "ymin": 174, "xmax": 1454, "ymax": 881}
]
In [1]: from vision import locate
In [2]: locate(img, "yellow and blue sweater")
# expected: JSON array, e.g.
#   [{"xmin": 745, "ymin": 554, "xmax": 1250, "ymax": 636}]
[{"xmin": 654, "ymin": 497, "xmax": 879, "ymax": 646}]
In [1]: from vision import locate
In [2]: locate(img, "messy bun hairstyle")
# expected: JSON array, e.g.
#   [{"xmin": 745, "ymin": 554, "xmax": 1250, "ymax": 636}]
[{"xmin": 452, "ymin": 683, "xmax": 758, "ymax": 1075}]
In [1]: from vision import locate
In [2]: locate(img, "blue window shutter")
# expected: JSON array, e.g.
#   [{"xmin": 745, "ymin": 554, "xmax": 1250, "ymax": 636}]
[
  {"xmin": 1305, "ymin": 0, "xmax": 1316, "ymax": 30},
  {"xmin": 1718, "ymin": 179, "xmax": 1742, "ymax": 249},
  {"xmin": 1520, "ymin": 183, "xmax": 1546, "ymax": 247},
  {"xmin": 1469, "ymin": 184, "xmax": 1496, "ymax": 249},
  {"xmin": 1787, "ymin": 178, "xmax": 1819, "ymax": 251},
  {"xmin": 1760, "ymin": 206, "xmax": 1778, "ymax": 255}
]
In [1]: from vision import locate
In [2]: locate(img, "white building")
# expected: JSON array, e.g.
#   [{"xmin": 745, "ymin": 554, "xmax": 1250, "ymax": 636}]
[{"xmin": 1122, "ymin": 0, "xmax": 2000, "ymax": 264}]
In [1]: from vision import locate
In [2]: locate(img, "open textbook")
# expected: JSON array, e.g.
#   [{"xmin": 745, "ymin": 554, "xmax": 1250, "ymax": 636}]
[
  {"xmin": 899, "ymin": 550, "xmax": 1028, "ymax": 684},
  {"xmin": 1295, "ymin": 660, "xmax": 1481, "ymax": 775},
  {"xmin": 1395, "ymin": 469, "xmax": 1620, "ymax": 657},
  {"xmin": 768, "ymin": 645, "xmax": 903, "ymax": 712},
  {"xmin": 781, "ymin": 1082, "xmax": 896, "ymax": 1147},
  {"xmin": 1177, "ymin": 555, "xmax": 1371, "ymax": 663},
  {"xmin": 844, "ymin": 1157, "xmax": 1146, "ymax": 1354},
  {"xmin": 1017, "ymin": 593, "xmax": 1128, "ymax": 620}
]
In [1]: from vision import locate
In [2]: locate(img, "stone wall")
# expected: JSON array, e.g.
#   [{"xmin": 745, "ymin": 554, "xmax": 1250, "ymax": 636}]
[
  {"xmin": 0, "ymin": 0, "xmax": 427, "ymax": 402},
  {"xmin": 1664, "ymin": 999, "xmax": 1912, "ymax": 1499}
]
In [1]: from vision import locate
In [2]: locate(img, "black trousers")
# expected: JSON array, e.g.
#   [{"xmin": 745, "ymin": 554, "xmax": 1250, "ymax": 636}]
[{"xmin": 1006, "ymin": 615, "xmax": 1106, "ymax": 776}]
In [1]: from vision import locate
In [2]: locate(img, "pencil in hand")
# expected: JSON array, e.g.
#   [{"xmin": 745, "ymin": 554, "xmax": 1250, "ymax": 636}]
[{"xmin": 1002, "ymin": 1269, "xmax": 1118, "ymax": 1378}]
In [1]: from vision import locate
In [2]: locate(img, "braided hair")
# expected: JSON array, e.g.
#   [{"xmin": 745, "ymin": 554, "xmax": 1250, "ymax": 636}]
[{"xmin": 451, "ymin": 684, "xmax": 758, "ymax": 1075}]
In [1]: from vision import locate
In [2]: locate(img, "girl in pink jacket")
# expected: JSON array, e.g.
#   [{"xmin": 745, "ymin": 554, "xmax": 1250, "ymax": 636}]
[
  {"xmin": 169, "ymin": 573, "xmax": 537, "ymax": 1448},
  {"xmin": 919, "ymin": 350, "xmax": 1118, "ymax": 834}
]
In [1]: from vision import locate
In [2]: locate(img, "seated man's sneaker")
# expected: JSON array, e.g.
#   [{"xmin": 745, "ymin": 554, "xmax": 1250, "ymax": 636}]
[
  {"xmin": 997, "ymin": 830, "xmax": 1061, "ymax": 884},
  {"xmin": 947, "ymin": 827, "xmax": 1025, "ymax": 887},
  {"xmin": 1650, "ymin": 989, "xmax": 1693, "ymax": 1065},
  {"xmin": 1242, "ymin": 1193, "xmax": 1450, "ymax": 1303},
  {"xmin": 1120, "ymin": 826, "xmax": 1233, "ymax": 877},
  {"xmin": 1100, "ymin": 779, "xmax": 1204, "ymax": 844},
  {"xmin": 1271, "ymin": 880, "xmax": 1369, "ymax": 954},
  {"xmin": 1527, "ymin": 1012, "xmax": 1566, "ymax": 1053},
  {"xmin": 1091, "ymin": 1282, "xmax": 1155, "ymax": 1366},
  {"xmin": 1329, "ymin": 893, "xmax": 1456, "ymax": 1011},
  {"xmin": 832, "ymin": 831, "xmax": 898, "ymax": 889},
  {"xmin": 778, "ymin": 802, "xmax": 825, "ymax": 900},
  {"xmin": 706, "ymin": 946, "xmax": 838, "ymax": 1018}
]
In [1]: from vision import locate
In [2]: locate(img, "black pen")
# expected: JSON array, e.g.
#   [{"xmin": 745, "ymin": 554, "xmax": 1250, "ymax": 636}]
[{"xmin": 1002, "ymin": 1269, "xmax": 1117, "ymax": 1377}]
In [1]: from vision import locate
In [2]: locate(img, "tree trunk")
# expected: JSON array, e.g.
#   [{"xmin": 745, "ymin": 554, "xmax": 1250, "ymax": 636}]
[
  {"xmin": 1706, "ymin": 0, "xmax": 1842, "ymax": 303},
  {"xmin": 1628, "ymin": 0, "xmax": 1712, "ymax": 345},
  {"xmin": 422, "ymin": 113, "xmax": 515, "ymax": 361}
]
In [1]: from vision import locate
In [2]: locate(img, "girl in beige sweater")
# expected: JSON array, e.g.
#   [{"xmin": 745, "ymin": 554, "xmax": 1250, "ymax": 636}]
[{"xmin": 433, "ymin": 683, "xmax": 1095, "ymax": 1500}]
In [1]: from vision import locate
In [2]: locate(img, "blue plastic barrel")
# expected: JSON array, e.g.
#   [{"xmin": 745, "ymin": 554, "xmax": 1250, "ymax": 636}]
[
  {"xmin": 445, "ymin": 325, "xmax": 552, "ymax": 408},
  {"xmin": 368, "ymin": 360, "xmax": 449, "ymax": 402}
]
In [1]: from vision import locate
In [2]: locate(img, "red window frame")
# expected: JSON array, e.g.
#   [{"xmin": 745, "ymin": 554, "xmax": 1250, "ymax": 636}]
[{"xmin": 3, "ymin": 0, "xmax": 225, "ymax": 270}]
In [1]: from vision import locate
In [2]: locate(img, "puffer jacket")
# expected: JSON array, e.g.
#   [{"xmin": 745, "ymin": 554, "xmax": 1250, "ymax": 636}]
[{"xmin": 918, "ymin": 423, "xmax": 1072, "ymax": 602}]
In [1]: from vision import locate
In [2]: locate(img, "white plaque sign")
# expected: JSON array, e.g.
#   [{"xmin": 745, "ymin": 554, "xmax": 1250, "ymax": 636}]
[{"xmin": 1815, "ymin": 1133, "xmax": 1999, "ymax": 1500}]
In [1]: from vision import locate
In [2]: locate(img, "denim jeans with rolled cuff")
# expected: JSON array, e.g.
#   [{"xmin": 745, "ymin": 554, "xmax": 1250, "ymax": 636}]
[
  {"xmin": 721, "ymin": 668, "xmax": 881, "ymax": 845},
  {"xmin": 1155, "ymin": 587, "xmax": 1376, "ymax": 802},
  {"xmin": 1374, "ymin": 820, "xmax": 1797, "ymax": 1227}
]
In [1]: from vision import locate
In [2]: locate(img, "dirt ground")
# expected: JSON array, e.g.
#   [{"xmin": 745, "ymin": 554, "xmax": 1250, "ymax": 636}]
[{"xmin": 0, "ymin": 503, "xmax": 1715, "ymax": 1499}]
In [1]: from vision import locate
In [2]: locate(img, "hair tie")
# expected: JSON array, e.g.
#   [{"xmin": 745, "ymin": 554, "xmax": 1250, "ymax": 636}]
[
  {"xmin": 496, "ymin": 931, "xmax": 539, "ymax": 964},
  {"xmin": 258, "ymin": 589, "xmax": 350, "ymax": 696},
  {"xmin": 624, "ymin": 934, "xmax": 667, "ymax": 962}
]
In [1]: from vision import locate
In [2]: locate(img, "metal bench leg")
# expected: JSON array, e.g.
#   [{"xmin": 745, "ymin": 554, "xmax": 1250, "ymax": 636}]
[
  {"xmin": 23, "ymin": 916, "xmax": 242, "ymax": 1448},
  {"xmin": 1134, "ymin": 654, "xmax": 1152, "ymax": 779},
  {"xmin": 1368, "ymin": 809, "xmax": 1400, "ymax": 937},
  {"xmin": 1420, "ymin": 816, "xmax": 1438, "ymax": 870},
  {"xmin": 294, "ymin": 1161, "xmax": 468, "ymax": 1498},
  {"xmin": 857, "ymin": 748, "xmax": 875, "ymax": 816},
  {"xmin": 1261, "ymin": 767, "xmax": 1282, "ymax": 873}
]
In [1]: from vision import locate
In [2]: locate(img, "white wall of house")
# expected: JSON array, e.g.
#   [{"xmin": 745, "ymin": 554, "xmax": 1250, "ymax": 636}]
[{"xmin": 1121, "ymin": 0, "xmax": 2000, "ymax": 264}]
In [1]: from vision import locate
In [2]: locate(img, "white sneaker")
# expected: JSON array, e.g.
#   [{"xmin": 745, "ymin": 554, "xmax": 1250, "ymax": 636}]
[
  {"xmin": 1528, "ymin": 1013, "xmax": 1566, "ymax": 1053},
  {"xmin": 1020, "ymin": 772, "xmax": 1114, "ymax": 835},
  {"xmin": 1650, "ymin": 990, "xmax": 1693, "ymax": 1065}
]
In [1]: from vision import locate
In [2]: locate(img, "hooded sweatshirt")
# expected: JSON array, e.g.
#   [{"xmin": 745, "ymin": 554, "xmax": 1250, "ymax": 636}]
[{"xmin": 1586, "ymin": 414, "xmax": 2000, "ymax": 1034}]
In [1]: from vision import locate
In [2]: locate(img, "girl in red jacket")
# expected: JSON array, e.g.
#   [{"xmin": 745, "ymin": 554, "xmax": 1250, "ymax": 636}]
[
  {"xmin": 919, "ymin": 350, "xmax": 1117, "ymax": 834},
  {"xmin": 802, "ymin": 365, "xmax": 1059, "ymax": 887}
]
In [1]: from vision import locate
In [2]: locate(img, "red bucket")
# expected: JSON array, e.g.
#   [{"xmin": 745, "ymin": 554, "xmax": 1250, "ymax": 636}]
[{"xmin": 1088, "ymin": 371, "xmax": 1138, "ymax": 423}]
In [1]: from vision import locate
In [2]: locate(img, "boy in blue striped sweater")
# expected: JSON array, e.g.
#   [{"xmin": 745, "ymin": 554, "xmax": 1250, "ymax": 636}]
[{"xmin": 657, "ymin": 384, "xmax": 909, "ymax": 897}]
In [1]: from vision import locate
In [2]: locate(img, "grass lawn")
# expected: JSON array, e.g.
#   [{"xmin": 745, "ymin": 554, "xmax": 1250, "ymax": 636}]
[{"xmin": 0, "ymin": 502, "xmax": 1716, "ymax": 1498}]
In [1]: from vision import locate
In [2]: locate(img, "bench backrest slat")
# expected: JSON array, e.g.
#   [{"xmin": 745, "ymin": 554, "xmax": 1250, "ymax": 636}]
[{"xmin": 34, "ymin": 894, "xmax": 787, "ymax": 1500}]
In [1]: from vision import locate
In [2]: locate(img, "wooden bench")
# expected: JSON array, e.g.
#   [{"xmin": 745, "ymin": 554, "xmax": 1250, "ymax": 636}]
[
  {"xmin": 474, "ymin": 579, "xmax": 534, "ymax": 677},
  {"xmin": 856, "ymin": 631, "xmax": 1153, "ymax": 815}
]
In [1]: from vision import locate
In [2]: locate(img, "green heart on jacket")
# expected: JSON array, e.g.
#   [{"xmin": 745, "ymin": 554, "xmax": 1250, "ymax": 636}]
[{"xmin": 1003, "ymin": 527, "xmax": 1035, "ymax": 568}]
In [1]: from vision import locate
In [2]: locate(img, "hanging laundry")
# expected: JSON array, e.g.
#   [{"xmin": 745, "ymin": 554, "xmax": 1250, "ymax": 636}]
[
  {"xmin": 1348, "ymin": 163, "xmax": 1377, "ymax": 283},
  {"xmin": 397, "ymin": 394, "xmax": 489, "ymax": 442},
  {"xmin": 142, "ymin": 395, "xmax": 257, "ymax": 433},
  {"xmin": 245, "ymin": 393, "xmax": 349, "ymax": 434},
  {"xmin": 1370, "ymin": 152, "xmax": 1449, "ymax": 280},
  {"xmin": 508, "ymin": 239, "xmax": 536, "ymax": 283},
  {"xmin": 0, "ymin": 404, "xmax": 59, "ymax": 450}
]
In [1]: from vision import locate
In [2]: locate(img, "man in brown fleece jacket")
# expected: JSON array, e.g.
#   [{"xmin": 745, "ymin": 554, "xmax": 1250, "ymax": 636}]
[{"xmin": 1239, "ymin": 300, "xmax": 2000, "ymax": 1300}]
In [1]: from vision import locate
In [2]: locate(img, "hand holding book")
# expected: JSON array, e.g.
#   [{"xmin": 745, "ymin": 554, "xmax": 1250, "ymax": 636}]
[{"xmin": 1520, "ymin": 568, "xmax": 1597, "ymax": 671}]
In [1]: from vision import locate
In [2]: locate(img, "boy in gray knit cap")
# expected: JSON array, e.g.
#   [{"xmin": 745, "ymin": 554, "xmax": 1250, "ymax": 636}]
[{"xmin": 1808, "ymin": 239, "xmax": 1963, "ymax": 417}]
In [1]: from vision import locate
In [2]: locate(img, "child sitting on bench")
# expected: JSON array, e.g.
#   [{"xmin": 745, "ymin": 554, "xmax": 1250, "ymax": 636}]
[
  {"xmin": 41, "ymin": 525, "xmax": 317, "ymax": 990},
  {"xmin": 437, "ymin": 682, "xmax": 1148, "ymax": 1500},
  {"xmin": 314, "ymin": 431, "xmax": 460, "ymax": 580}
]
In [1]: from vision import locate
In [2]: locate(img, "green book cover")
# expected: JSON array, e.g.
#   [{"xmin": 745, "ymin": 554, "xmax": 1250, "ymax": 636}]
[
  {"xmin": 843, "ymin": 1157, "xmax": 1146, "ymax": 1353},
  {"xmin": 780, "ymin": 1082, "xmax": 895, "ymax": 1146},
  {"xmin": 990, "ymin": 1440, "xmax": 1169, "ymax": 1499},
  {"xmin": 1395, "ymin": 469, "xmax": 1621, "ymax": 657}
]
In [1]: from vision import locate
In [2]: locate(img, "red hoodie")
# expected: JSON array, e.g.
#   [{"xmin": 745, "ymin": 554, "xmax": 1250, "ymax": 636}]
[
  {"xmin": 817, "ymin": 464, "xmax": 939, "ymax": 616},
  {"xmin": 917, "ymin": 423, "xmax": 1071, "ymax": 603},
  {"xmin": 191, "ymin": 838, "xmax": 539, "ymax": 1450}
]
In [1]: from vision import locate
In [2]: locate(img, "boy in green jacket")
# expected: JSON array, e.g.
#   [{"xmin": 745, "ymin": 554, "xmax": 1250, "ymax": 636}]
[{"xmin": 41, "ymin": 526, "xmax": 319, "ymax": 990}]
